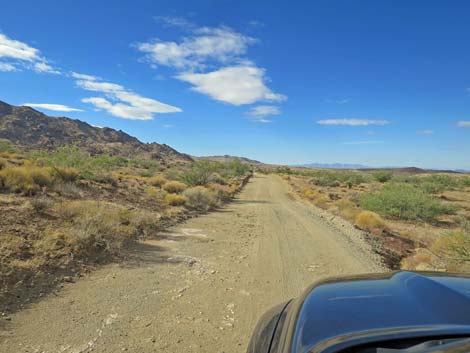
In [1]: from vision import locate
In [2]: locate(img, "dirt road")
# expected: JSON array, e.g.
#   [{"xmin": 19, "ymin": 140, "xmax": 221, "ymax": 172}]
[{"xmin": 0, "ymin": 174, "xmax": 385, "ymax": 353}]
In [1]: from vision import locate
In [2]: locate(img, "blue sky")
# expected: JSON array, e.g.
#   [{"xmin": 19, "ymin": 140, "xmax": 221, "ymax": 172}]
[{"xmin": 1, "ymin": 0, "xmax": 470, "ymax": 169}]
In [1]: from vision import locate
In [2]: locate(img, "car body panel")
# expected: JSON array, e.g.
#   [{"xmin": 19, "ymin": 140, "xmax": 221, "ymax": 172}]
[{"xmin": 247, "ymin": 271, "xmax": 470, "ymax": 353}]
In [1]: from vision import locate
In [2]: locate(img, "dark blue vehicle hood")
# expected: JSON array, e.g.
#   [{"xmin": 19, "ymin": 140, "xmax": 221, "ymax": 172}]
[{"xmin": 292, "ymin": 271, "xmax": 470, "ymax": 353}]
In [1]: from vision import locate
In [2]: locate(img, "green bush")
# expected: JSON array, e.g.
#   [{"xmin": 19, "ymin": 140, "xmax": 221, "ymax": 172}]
[
  {"xmin": 373, "ymin": 171, "xmax": 393, "ymax": 183},
  {"xmin": 392, "ymin": 174, "xmax": 461, "ymax": 193},
  {"xmin": 0, "ymin": 140, "xmax": 16, "ymax": 154},
  {"xmin": 360, "ymin": 183, "xmax": 456, "ymax": 221},
  {"xmin": 182, "ymin": 160, "xmax": 250, "ymax": 186}
]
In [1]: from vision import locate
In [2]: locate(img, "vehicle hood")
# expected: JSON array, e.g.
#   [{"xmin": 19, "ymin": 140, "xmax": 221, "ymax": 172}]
[{"xmin": 292, "ymin": 271, "xmax": 470, "ymax": 353}]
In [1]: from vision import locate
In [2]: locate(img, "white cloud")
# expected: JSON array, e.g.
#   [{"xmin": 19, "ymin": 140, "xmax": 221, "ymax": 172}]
[
  {"xmin": 22, "ymin": 103, "xmax": 83, "ymax": 112},
  {"xmin": 247, "ymin": 105, "xmax": 281, "ymax": 123},
  {"xmin": 0, "ymin": 33, "xmax": 59, "ymax": 74},
  {"xmin": 0, "ymin": 33, "xmax": 39, "ymax": 61},
  {"xmin": 177, "ymin": 64, "xmax": 286, "ymax": 105},
  {"xmin": 457, "ymin": 121, "xmax": 470, "ymax": 127},
  {"xmin": 317, "ymin": 119, "xmax": 390, "ymax": 126},
  {"xmin": 137, "ymin": 26, "xmax": 255, "ymax": 70},
  {"xmin": 76, "ymin": 76, "xmax": 182, "ymax": 120},
  {"xmin": 33, "ymin": 62, "xmax": 60, "ymax": 74},
  {"xmin": 340, "ymin": 140, "xmax": 384, "ymax": 145},
  {"xmin": 0, "ymin": 62, "xmax": 17, "ymax": 71},
  {"xmin": 417, "ymin": 129, "xmax": 434, "ymax": 134},
  {"xmin": 71, "ymin": 72, "xmax": 99, "ymax": 81}
]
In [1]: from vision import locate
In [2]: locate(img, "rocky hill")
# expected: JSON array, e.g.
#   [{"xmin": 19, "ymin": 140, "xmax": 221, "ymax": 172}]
[{"xmin": 0, "ymin": 100, "xmax": 192, "ymax": 162}]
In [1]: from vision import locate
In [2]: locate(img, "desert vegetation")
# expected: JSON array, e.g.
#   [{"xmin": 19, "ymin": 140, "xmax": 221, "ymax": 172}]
[
  {"xmin": 0, "ymin": 140, "xmax": 251, "ymax": 308},
  {"xmin": 269, "ymin": 166, "xmax": 470, "ymax": 271}
]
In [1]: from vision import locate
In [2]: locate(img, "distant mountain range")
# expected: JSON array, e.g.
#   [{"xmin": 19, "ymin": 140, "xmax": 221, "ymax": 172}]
[
  {"xmin": 295, "ymin": 162, "xmax": 468, "ymax": 174},
  {"xmin": 198, "ymin": 155, "xmax": 262, "ymax": 164},
  {"xmin": 0, "ymin": 100, "xmax": 192, "ymax": 163},
  {"xmin": 295, "ymin": 163, "xmax": 372, "ymax": 169}
]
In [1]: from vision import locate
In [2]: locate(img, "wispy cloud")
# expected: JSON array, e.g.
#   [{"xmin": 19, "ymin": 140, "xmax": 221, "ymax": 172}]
[
  {"xmin": 326, "ymin": 99, "xmax": 349, "ymax": 104},
  {"xmin": 417, "ymin": 129, "xmax": 434, "ymax": 134},
  {"xmin": 136, "ymin": 23, "xmax": 285, "ymax": 106},
  {"xmin": 75, "ymin": 73, "xmax": 182, "ymax": 120},
  {"xmin": 317, "ymin": 119, "xmax": 390, "ymax": 126},
  {"xmin": 340, "ymin": 140, "xmax": 385, "ymax": 145},
  {"xmin": 246, "ymin": 105, "xmax": 281, "ymax": 123},
  {"xmin": 0, "ymin": 33, "xmax": 59, "ymax": 74},
  {"xmin": 0, "ymin": 62, "xmax": 17, "ymax": 72},
  {"xmin": 154, "ymin": 15, "xmax": 195, "ymax": 30},
  {"xmin": 177, "ymin": 63, "xmax": 285, "ymax": 105},
  {"xmin": 457, "ymin": 121, "xmax": 470, "ymax": 127},
  {"xmin": 22, "ymin": 103, "xmax": 83, "ymax": 112}
]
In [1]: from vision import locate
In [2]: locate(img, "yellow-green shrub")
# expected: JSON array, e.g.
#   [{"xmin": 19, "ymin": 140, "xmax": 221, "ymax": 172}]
[
  {"xmin": 431, "ymin": 230, "xmax": 470, "ymax": 264},
  {"xmin": 52, "ymin": 166, "xmax": 79, "ymax": 183},
  {"xmin": 149, "ymin": 174, "xmax": 167, "ymax": 187},
  {"xmin": 0, "ymin": 165, "xmax": 53, "ymax": 194},
  {"xmin": 337, "ymin": 198, "xmax": 360, "ymax": 222},
  {"xmin": 355, "ymin": 211, "xmax": 386, "ymax": 233},
  {"xmin": 164, "ymin": 193, "xmax": 187, "ymax": 206},
  {"xmin": 163, "ymin": 180, "xmax": 187, "ymax": 194}
]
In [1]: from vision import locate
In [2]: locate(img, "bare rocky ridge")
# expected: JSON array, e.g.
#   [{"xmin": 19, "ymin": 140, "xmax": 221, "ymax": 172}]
[{"xmin": 0, "ymin": 100, "xmax": 192, "ymax": 163}]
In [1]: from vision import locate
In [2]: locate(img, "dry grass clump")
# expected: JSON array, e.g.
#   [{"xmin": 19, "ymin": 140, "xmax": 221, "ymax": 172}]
[
  {"xmin": 164, "ymin": 193, "xmax": 187, "ymax": 206},
  {"xmin": 301, "ymin": 188, "xmax": 330, "ymax": 209},
  {"xmin": 336, "ymin": 198, "xmax": 360, "ymax": 222},
  {"xmin": 355, "ymin": 211, "xmax": 386, "ymax": 233},
  {"xmin": 149, "ymin": 174, "xmax": 167, "ymax": 188},
  {"xmin": 163, "ymin": 180, "xmax": 187, "ymax": 194},
  {"xmin": 431, "ymin": 230, "xmax": 470, "ymax": 265},
  {"xmin": 30, "ymin": 196, "xmax": 54, "ymax": 214},
  {"xmin": 183, "ymin": 186, "xmax": 218, "ymax": 211},
  {"xmin": 52, "ymin": 201, "xmax": 159, "ymax": 257},
  {"xmin": 54, "ymin": 182, "xmax": 82, "ymax": 198},
  {"xmin": 0, "ymin": 165, "xmax": 53, "ymax": 194}
]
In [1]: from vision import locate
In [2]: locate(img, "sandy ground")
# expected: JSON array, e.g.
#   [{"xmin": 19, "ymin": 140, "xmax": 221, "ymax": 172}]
[{"xmin": 0, "ymin": 174, "xmax": 386, "ymax": 353}]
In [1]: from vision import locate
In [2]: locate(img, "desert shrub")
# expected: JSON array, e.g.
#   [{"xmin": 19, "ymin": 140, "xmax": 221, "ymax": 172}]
[
  {"xmin": 182, "ymin": 161, "xmax": 218, "ymax": 186},
  {"xmin": 0, "ymin": 158, "xmax": 6, "ymax": 170},
  {"xmin": 336, "ymin": 198, "xmax": 360, "ymax": 222},
  {"xmin": 55, "ymin": 201, "xmax": 140, "ymax": 256},
  {"xmin": 30, "ymin": 196, "xmax": 54, "ymax": 213},
  {"xmin": 360, "ymin": 183, "xmax": 456, "ymax": 221},
  {"xmin": 306, "ymin": 170, "xmax": 369, "ymax": 187},
  {"xmin": 52, "ymin": 166, "xmax": 79, "ymax": 183},
  {"xmin": 164, "ymin": 193, "xmax": 187, "ymax": 206},
  {"xmin": 149, "ymin": 174, "xmax": 167, "ymax": 187},
  {"xmin": 0, "ymin": 139, "xmax": 16, "ymax": 154},
  {"xmin": 207, "ymin": 183, "xmax": 233, "ymax": 203},
  {"xmin": 392, "ymin": 174, "xmax": 461, "ymax": 193},
  {"xmin": 183, "ymin": 186, "xmax": 218, "ymax": 211},
  {"xmin": 373, "ymin": 171, "xmax": 393, "ymax": 183},
  {"xmin": 462, "ymin": 177, "xmax": 470, "ymax": 187},
  {"xmin": 431, "ymin": 230, "xmax": 470, "ymax": 264},
  {"xmin": 54, "ymin": 182, "xmax": 82, "ymax": 198},
  {"xmin": 303, "ymin": 189, "xmax": 319, "ymax": 200},
  {"xmin": 355, "ymin": 211, "xmax": 386, "ymax": 233},
  {"xmin": 0, "ymin": 165, "xmax": 53, "ymax": 194},
  {"xmin": 163, "ymin": 180, "xmax": 187, "ymax": 193},
  {"xmin": 209, "ymin": 172, "xmax": 227, "ymax": 185}
]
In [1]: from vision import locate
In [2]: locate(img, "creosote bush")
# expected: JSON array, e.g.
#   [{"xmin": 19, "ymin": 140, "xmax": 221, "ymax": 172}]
[
  {"xmin": 373, "ymin": 171, "xmax": 393, "ymax": 183},
  {"xmin": 52, "ymin": 166, "xmax": 79, "ymax": 183},
  {"xmin": 360, "ymin": 183, "xmax": 456, "ymax": 221},
  {"xmin": 163, "ymin": 180, "xmax": 187, "ymax": 194},
  {"xmin": 355, "ymin": 211, "xmax": 386, "ymax": 233},
  {"xmin": 164, "ymin": 193, "xmax": 187, "ymax": 206}
]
